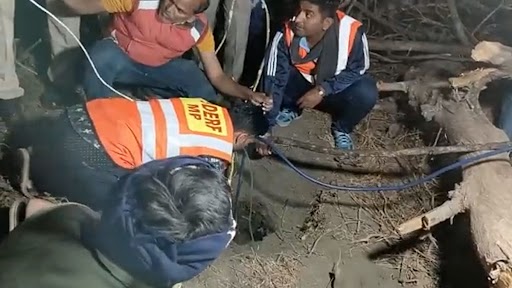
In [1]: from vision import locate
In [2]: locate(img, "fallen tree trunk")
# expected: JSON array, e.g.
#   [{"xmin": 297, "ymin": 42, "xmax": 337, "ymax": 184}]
[
  {"xmin": 384, "ymin": 41, "xmax": 512, "ymax": 287},
  {"xmin": 368, "ymin": 39, "xmax": 471, "ymax": 56},
  {"xmin": 272, "ymin": 136, "xmax": 512, "ymax": 158},
  {"xmin": 276, "ymin": 147, "xmax": 427, "ymax": 175}
]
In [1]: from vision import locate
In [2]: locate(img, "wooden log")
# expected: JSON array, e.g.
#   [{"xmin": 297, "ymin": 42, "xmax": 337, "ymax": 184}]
[
  {"xmin": 368, "ymin": 39, "xmax": 471, "ymax": 56},
  {"xmin": 384, "ymin": 41, "xmax": 512, "ymax": 287},
  {"xmin": 272, "ymin": 136, "xmax": 512, "ymax": 158},
  {"xmin": 472, "ymin": 41, "xmax": 512, "ymax": 71},
  {"xmin": 277, "ymin": 150, "xmax": 426, "ymax": 175}
]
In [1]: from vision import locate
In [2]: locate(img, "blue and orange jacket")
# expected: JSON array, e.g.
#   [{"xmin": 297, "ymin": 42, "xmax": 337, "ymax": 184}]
[{"xmin": 263, "ymin": 11, "xmax": 370, "ymax": 98}]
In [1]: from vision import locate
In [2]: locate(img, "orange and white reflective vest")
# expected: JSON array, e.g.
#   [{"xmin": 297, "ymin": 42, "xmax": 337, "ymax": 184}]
[
  {"xmin": 86, "ymin": 98, "xmax": 234, "ymax": 169},
  {"xmin": 284, "ymin": 11, "xmax": 362, "ymax": 82}
]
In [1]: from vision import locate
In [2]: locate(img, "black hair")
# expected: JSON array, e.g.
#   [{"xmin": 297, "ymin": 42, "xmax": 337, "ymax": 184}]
[
  {"xmin": 132, "ymin": 165, "xmax": 232, "ymax": 241},
  {"xmin": 304, "ymin": 0, "xmax": 338, "ymax": 18},
  {"xmin": 228, "ymin": 100, "xmax": 269, "ymax": 136}
]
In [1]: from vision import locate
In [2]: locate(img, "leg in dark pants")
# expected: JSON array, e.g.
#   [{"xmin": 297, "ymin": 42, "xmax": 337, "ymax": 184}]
[
  {"xmin": 265, "ymin": 68, "xmax": 311, "ymax": 128},
  {"xmin": 141, "ymin": 57, "xmax": 218, "ymax": 102},
  {"xmin": 83, "ymin": 38, "xmax": 145, "ymax": 99},
  {"xmin": 83, "ymin": 38, "xmax": 218, "ymax": 102},
  {"xmin": 316, "ymin": 75, "xmax": 378, "ymax": 149},
  {"xmin": 9, "ymin": 113, "xmax": 128, "ymax": 210},
  {"xmin": 265, "ymin": 68, "xmax": 378, "ymax": 149},
  {"xmin": 317, "ymin": 74, "xmax": 378, "ymax": 133},
  {"xmin": 499, "ymin": 90, "xmax": 512, "ymax": 140}
]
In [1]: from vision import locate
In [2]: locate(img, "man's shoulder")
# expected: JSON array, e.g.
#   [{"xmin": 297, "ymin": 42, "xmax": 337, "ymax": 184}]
[
  {"xmin": 0, "ymin": 204, "xmax": 109, "ymax": 287},
  {"xmin": 23, "ymin": 203, "xmax": 99, "ymax": 237}
]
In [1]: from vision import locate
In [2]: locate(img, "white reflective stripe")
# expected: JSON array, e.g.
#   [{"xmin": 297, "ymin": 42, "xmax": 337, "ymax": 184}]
[
  {"xmin": 360, "ymin": 32, "xmax": 370, "ymax": 74},
  {"xmin": 138, "ymin": 0, "xmax": 159, "ymax": 9},
  {"xmin": 226, "ymin": 219, "xmax": 237, "ymax": 247},
  {"xmin": 180, "ymin": 134, "xmax": 233, "ymax": 155},
  {"xmin": 136, "ymin": 102, "xmax": 157, "ymax": 163},
  {"xmin": 267, "ymin": 32, "xmax": 283, "ymax": 76},
  {"xmin": 190, "ymin": 28, "xmax": 201, "ymax": 41},
  {"xmin": 300, "ymin": 72, "xmax": 314, "ymax": 83},
  {"xmin": 138, "ymin": 100, "xmax": 233, "ymax": 160},
  {"xmin": 156, "ymin": 100, "xmax": 181, "ymax": 157},
  {"xmin": 110, "ymin": 30, "xmax": 118, "ymax": 43},
  {"xmin": 336, "ymin": 16, "xmax": 357, "ymax": 74}
]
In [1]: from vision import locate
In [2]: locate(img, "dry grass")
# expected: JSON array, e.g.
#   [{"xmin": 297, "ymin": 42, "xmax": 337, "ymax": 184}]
[
  {"xmin": 295, "ymin": 105, "xmax": 444, "ymax": 287},
  {"xmin": 230, "ymin": 252, "xmax": 302, "ymax": 288},
  {"xmin": 351, "ymin": 106, "xmax": 443, "ymax": 287},
  {"xmin": 0, "ymin": 176, "xmax": 21, "ymax": 207}
]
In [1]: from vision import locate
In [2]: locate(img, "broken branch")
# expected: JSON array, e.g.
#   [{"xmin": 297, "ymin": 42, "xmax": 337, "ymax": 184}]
[
  {"xmin": 352, "ymin": 2, "xmax": 420, "ymax": 39},
  {"xmin": 446, "ymin": 0, "xmax": 473, "ymax": 46},
  {"xmin": 368, "ymin": 39, "xmax": 471, "ymax": 56},
  {"xmin": 272, "ymin": 136, "xmax": 512, "ymax": 158},
  {"xmin": 377, "ymin": 80, "xmax": 450, "ymax": 93},
  {"xmin": 284, "ymin": 153, "xmax": 426, "ymax": 175},
  {"xmin": 471, "ymin": 41, "xmax": 512, "ymax": 72},
  {"xmin": 398, "ymin": 191, "xmax": 465, "ymax": 235}
]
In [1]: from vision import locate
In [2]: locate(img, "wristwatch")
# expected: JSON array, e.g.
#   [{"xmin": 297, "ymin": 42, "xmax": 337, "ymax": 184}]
[{"xmin": 317, "ymin": 86, "xmax": 326, "ymax": 97}]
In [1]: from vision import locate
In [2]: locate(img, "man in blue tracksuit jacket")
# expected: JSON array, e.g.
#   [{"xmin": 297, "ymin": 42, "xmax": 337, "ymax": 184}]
[{"xmin": 262, "ymin": 0, "xmax": 378, "ymax": 150}]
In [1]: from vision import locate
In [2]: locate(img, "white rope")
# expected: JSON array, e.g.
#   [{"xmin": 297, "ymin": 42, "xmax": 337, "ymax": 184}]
[
  {"xmin": 29, "ymin": 0, "xmax": 272, "ymax": 97},
  {"xmin": 28, "ymin": 0, "xmax": 133, "ymax": 101},
  {"xmin": 214, "ymin": 0, "xmax": 237, "ymax": 54}
]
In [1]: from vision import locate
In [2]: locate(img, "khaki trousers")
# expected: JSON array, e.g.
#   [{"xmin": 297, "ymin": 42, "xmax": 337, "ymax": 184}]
[
  {"xmin": 205, "ymin": 0, "xmax": 252, "ymax": 81},
  {"xmin": 46, "ymin": 0, "xmax": 80, "ymax": 57},
  {"xmin": 0, "ymin": 0, "xmax": 23, "ymax": 99},
  {"xmin": 45, "ymin": 0, "xmax": 81, "ymax": 82}
]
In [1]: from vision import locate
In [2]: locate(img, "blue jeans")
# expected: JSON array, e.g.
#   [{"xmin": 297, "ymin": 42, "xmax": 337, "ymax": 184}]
[
  {"xmin": 265, "ymin": 68, "xmax": 378, "ymax": 133},
  {"xmin": 500, "ymin": 91, "xmax": 512, "ymax": 139},
  {"xmin": 83, "ymin": 38, "xmax": 217, "ymax": 101}
]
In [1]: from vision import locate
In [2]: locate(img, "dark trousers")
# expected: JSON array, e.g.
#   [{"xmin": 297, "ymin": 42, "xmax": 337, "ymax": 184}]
[
  {"xmin": 266, "ymin": 68, "xmax": 378, "ymax": 133},
  {"xmin": 83, "ymin": 38, "xmax": 218, "ymax": 101},
  {"xmin": 10, "ymin": 113, "xmax": 128, "ymax": 210},
  {"xmin": 500, "ymin": 90, "xmax": 512, "ymax": 140}
]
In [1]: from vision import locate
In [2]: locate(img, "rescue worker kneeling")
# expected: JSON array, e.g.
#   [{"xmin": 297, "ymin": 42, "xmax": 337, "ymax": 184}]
[
  {"xmin": 8, "ymin": 97, "xmax": 268, "ymax": 210},
  {"xmin": 0, "ymin": 156, "xmax": 236, "ymax": 287}
]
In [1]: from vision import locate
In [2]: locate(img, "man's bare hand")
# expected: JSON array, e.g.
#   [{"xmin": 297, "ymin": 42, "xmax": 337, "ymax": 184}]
[
  {"xmin": 249, "ymin": 92, "xmax": 273, "ymax": 112},
  {"xmin": 297, "ymin": 87, "xmax": 323, "ymax": 109},
  {"xmin": 254, "ymin": 141, "xmax": 272, "ymax": 156}
]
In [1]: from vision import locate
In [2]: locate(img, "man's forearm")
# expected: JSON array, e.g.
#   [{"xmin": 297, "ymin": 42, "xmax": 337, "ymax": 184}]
[{"xmin": 211, "ymin": 75, "xmax": 252, "ymax": 100}]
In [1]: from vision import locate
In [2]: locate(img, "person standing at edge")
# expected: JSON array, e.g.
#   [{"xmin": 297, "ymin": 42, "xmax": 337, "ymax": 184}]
[
  {"xmin": 262, "ymin": 0, "xmax": 378, "ymax": 150},
  {"xmin": 59, "ymin": 0, "xmax": 272, "ymax": 110},
  {"xmin": 0, "ymin": 0, "xmax": 24, "ymax": 122},
  {"xmin": 204, "ymin": 0, "xmax": 252, "ymax": 82}
]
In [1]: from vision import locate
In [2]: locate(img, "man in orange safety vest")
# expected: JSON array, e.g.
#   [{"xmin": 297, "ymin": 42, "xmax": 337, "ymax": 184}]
[{"xmin": 8, "ymin": 97, "xmax": 268, "ymax": 210}]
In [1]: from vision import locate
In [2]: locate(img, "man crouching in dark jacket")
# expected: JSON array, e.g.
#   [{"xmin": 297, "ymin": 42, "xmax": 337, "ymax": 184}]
[{"xmin": 0, "ymin": 156, "xmax": 236, "ymax": 288}]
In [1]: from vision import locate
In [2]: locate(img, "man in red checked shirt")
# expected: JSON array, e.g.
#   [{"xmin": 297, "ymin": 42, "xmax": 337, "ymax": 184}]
[{"xmin": 59, "ymin": 0, "xmax": 272, "ymax": 110}]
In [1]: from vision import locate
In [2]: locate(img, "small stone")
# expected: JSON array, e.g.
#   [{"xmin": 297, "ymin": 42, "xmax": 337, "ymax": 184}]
[{"xmin": 387, "ymin": 123, "xmax": 404, "ymax": 138}]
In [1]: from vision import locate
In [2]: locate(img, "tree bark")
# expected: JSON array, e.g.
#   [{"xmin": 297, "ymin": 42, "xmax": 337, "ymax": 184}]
[
  {"xmin": 387, "ymin": 41, "xmax": 512, "ymax": 287},
  {"xmin": 276, "ymin": 149, "xmax": 426, "ymax": 175},
  {"xmin": 368, "ymin": 39, "xmax": 471, "ymax": 56}
]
